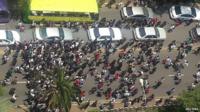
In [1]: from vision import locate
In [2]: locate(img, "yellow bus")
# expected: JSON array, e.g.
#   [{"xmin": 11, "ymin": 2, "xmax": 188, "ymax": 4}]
[{"xmin": 23, "ymin": 0, "xmax": 99, "ymax": 23}]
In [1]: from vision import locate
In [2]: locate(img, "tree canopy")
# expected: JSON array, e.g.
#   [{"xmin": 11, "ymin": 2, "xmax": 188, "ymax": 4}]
[
  {"xmin": 177, "ymin": 85, "xmax": 200, "ymax": 111},
  {"xmin": 46, "ymin": 68, "xmax": 80, "ymax": 112}
]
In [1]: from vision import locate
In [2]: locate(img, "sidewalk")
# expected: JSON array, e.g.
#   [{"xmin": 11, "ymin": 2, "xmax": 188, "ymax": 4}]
[{"xmin": 71, "ymin": 96, "xmax": 177, "ymax": 112}]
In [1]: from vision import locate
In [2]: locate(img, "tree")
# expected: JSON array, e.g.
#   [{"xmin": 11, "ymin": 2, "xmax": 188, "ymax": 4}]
[
  {"xmin": 46, "ymin": 68, "xmax": 80, "ymax": 112},
  {"xmin": 177, "ymin": 85, "xmax": 200, "ymax": 110},
  {"xmin": 156, "ymin": 85, "xmax": 200, "ymax": 112}
]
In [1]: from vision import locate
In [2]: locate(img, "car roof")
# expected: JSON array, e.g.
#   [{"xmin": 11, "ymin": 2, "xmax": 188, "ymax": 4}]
[
  {"xmin": 144, "ymin": 27, "xmax": 156, "ymax": 36},
  {"xmin": 132, "ymin": 7, "xmax": 145, "ymax": 15},
  {"xmin": 45, "ymin": 27, "xmax": 60, "ymax": 37},
  {"xmin": 180, "ymin": 6, "xmax": 192, "ymax": 15},
  {"xmin": 37, "ymin": 27, "xmax": 72, "ymax": 40},
  {"xmin": 0, "ymin": 30, "xmax": 7, "ymax": 39},
  {"xmin": 89, "ymin": 27, "xmax": 122, "ymax": 41},
  {"xmin": 62, "ymin": 28, "xmax": 73, "ymax": 40},
  {"xmin": 97, "ymin": 28, "xmax": 113, "ymax": 37}
]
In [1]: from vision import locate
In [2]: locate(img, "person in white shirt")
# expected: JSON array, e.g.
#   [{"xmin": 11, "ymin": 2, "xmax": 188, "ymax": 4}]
[
  {"xmin": 11, "ymin": 93, "xmax": 17, "ymax": 102},
  {"xmin": 124, "ymin": 90, "xmax": 130, "ymax": 97}
]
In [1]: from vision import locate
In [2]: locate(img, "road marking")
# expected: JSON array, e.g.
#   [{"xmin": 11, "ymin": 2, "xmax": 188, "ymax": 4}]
[
  {"xmin": 168, "ymin": 74, "xmax": 184, "ymax": 77},
  {"xmin": 17, "ymin": 81, "xmax": 27, "ymax": 84}
]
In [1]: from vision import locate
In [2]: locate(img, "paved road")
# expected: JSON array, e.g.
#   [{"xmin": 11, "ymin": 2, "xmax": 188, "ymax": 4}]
[{"xmin": 0, "ymin": 6, "xmax": 200, "ymax": 110}]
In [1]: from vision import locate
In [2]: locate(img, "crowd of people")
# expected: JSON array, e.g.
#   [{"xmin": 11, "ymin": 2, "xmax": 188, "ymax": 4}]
[
  {"xmin": 0, "ymin": 32, "xmax": 199, "ymax": 111},
  {"xmin": 0, "ymin": 11, "xmax": 200, "ymax": 111}
]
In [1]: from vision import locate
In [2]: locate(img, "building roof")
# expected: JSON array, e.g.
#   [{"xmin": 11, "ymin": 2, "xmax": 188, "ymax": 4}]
[{"xmin": 30, "ymin": 0, "xmax": 98, "ymax": 13}]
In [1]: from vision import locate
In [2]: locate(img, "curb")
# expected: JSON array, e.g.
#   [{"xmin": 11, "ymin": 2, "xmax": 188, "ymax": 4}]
[{"xmin": 72, "ymin": 96, "xmax": 177, "ymax": 105}]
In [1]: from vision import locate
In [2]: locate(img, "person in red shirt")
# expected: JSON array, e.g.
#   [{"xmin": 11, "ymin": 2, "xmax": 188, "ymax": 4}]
[
  {"xmin": 114, "ymin": 72, "xmax": 120, "ymax": 80},
  {"xmin": 80, "ymin": 90, "xmax": 85, "ymax": 97},
  {"xmin": 95, "ymin": 52, "xmax": 100, "ymax": 61},
  {"xmin": 75, "ymin": 79, "xmax": 80, "ymax": 87},
  {"xmin": 75, "ymin": 54, "xmax": 80, "ymax": 64},
  {"xmin": 98, "ymin": 81, "xmax": 103, "ymax": 89}
]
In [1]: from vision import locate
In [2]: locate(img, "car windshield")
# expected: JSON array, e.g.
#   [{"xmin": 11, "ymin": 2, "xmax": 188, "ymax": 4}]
[
  {"xmin": 126, "ymin": 7, "xmax": 133, "ymax": 16},
  {"xmin": 175, "ymin": 6, "xmax": 181, "ymax": 15},
  {"xmin": 6, "ymin": 31, "xmax": 13, "ymax": 41},
  {"xmin": 100, "ymin": 36, "xmax": 110, "ymax": 40},
  {"xmin": 94, "ymin": 28, "xmax": 100, "ymax": 38},
  {"xmin": 139, "ymin": 28, "xmax": 146, "ymax": 37},
  {"xmin": 109, "ymin": 28, "xmax": 114, "ymax": 38},
  {"xmin": 39, "ymin": 28, "xmax": 47, "ymax": 38},
  {"xmin": 58, "ymin": 28, "xmax": 64, "ymax": 39},
  {"xmin": 155, "ymin": 28, "xmax": 160, "ymax": 37},
  {"xmin": 142, "ymin": 8, "xmax": 149, "ymax": 17},
  {"xmin": 191, "ymin": 8, "xmax": 196, "ymax": 17}
]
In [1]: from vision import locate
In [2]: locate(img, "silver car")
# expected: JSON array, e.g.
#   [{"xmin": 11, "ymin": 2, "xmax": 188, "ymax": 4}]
[
  {"xmin": 120, "ymin": 6, "xmax": 154, "ymax": 20},
  {"xmin": 88, "ymin": 27, "xmax": 122, "ymax": 41},
  {"xmin": 34, "ymin": 27, "xmax": 73, "ymax": 41},
  {"xmin": 169, "ymin": 5, "xmax": 200, "ymax": 21},
  {"xmin": 133, "ymin": 27, "xmax": 166, "ymax": 40}
]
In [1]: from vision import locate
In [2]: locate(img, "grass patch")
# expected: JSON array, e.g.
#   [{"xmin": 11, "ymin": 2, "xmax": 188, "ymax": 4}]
[
  {"xmin": 0, "ymin": 85, "xmax": 5, "ymax": 96},
  {"xmin": 87, "ymin": 108, "xmax": 100, "ymax": 112}
]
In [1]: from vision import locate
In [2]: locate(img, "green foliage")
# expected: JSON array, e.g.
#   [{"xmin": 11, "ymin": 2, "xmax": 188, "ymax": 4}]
[
  {"xmin": 0, "ymin": 85, "xmax": 4, "ymax": 96},
  {"xmin": 156, "ymin": 105, "xmax": 186, "ymax": 112},
  {"xmin": 0, "ymin": 98, "xmax": 13, "ymax": 112},
  {"xmin": 22, "ymin": 0, "xmax": 32, "ymax": 23},
  {"xmin": 177, "ymin": 85, "xmax": 200, "ymax": 110},
  {"xmin": 18, "ymin": 0, "xmax": 24, "ymax": 10},
  {"xmin": 87, "ymin": 108, "xmax": 100, "ymax": 112},
  {"xmin": 46, "ymin": 68, "xmax": 79, "ymax": 112},
  {"xmin": 155, "ymin": 86, "xmax": 200, "ymax": 112}
]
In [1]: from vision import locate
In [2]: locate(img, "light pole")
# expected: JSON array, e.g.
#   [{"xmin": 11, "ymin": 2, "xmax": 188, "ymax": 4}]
[{"xmin": 139, "ymin": 78, "xmax": 147, "ymax": 105}]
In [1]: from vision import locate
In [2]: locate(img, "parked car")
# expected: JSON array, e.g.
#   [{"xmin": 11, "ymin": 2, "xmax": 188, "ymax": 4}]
[
  {"xmin": 169, "ymin": 5, "xmax": 200, "ymax": 21},
  {"xmin": 34, "ymin": 27, "xmax": 73, "ymax": 41},
  {"xmin": 88, "ymin": 27, "xmax": 122, "ymax": 41},
  {"xmin": 0, "ymin": 30, "xmax": 20, "ymax": 45},
  {"xmin": 189, "ymin": 27, "xmax": 200, "ymax": 41},
  {"xmin": 120, "ymin": 6, "xmax": 154, "ymax": 20},
  {"xmin": 133, "ymin": 27, "xmax": 166, "ymax": 40}
]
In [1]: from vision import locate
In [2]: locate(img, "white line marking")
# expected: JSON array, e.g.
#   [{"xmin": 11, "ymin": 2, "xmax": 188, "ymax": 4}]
[
  {"xmin": 168, "ymin": 74, "xmax": 184, "ymax": 77},
  {"xmin": 17, "ymin": 81, "xmax": 27, "ymax": 84}
]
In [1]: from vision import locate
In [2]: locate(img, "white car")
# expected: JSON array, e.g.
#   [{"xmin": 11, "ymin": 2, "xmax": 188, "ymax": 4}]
[
  {"xmin": 169, "ymin": 5, "xmax": 200, "ymax": 21},
  {"xmin": 120, "ymin": 6, "xmax": 154, "ymax": 20},
  {"xmin": 88, "ymin": 27, "xmax": 122, "ymax": 41},
  {"xmin": 34, "ymin": 27, "xmax": 73, "ymax": 41},
  {"xmin": 189, "ymin": 27, "xmax": 200, "ymax": 41},
  {"xmin": 133, "ymin": 27, "xmax": 166, "ymax": 40},
  {"xmin": 0, "ymin": 30, "xmax": 20, "ymax": 45}
]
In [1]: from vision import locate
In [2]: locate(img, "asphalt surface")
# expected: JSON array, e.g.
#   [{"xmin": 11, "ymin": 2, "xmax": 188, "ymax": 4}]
[{"xmin": 0, "ymin": 6, "xmax": 200, "ymax": 111}]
